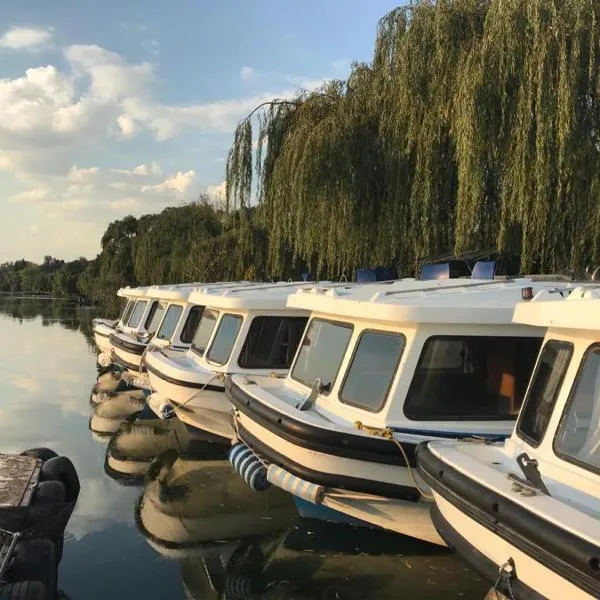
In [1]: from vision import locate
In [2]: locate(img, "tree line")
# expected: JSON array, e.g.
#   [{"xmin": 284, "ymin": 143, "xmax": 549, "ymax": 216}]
[{"xmin": 226, "ymin": 0, "xmax": 600, "ymax": 277}]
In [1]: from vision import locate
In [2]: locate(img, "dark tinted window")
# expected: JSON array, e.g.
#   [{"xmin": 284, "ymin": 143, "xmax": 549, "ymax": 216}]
[
  {"xmin": 180, "ymin": 305, "xmax": 205, "ymax": 344},
  {"xmin": 517, "ymin": 340, "xmax": 573, "ymax": 445},
  {"xmin": 341, "ymin": 331, "xmax": 405, "ymax": 412},
  {"xmin": 207, "ymin": 314, "xmax": 243, "ymax": 365},
  {"xmin": 405, "ymin": 336, "xmax": 542, "ymax": 420},
  {"xmin": 120, "ymin": 300, "xmax": 134, "ymax": 324},
  {"xmin": 555, "ymin": 346, "xmax": 600, "ymax": 471},
  {"xmin": 145, "ymin": 301, "xmax": 166, "ymax": 334},
  {"xmin": 127, "ymin": 300, "xmax": 148, "ymax": 328},
  {"xmin": 157, "ymin": 304, "xmax": 183, "ymax": 340},
  {"xmin": 291, "ymin": 319, "xmax": 353, "ymax": 394},
  {"xmin": 191, "ymin": 310, "xmax": 219, "ymax": 357},
  {"xmin": 238, "ymin": 316, "xmax": 308, "ymax": 369}
]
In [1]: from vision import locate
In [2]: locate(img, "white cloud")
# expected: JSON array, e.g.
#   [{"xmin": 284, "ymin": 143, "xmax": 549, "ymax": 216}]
[
  {"xmin": 65, "ymin": 183, "xmax": 93, "ymax": 196},
  {"xmin": 240, "ymin": 66, "xmax": 255, "ymax": 81},
  {"xmin": 332, "ymin": 58, "xmax": 351, "ymax": 74},
  {"xmin": 110, "ymin": 161, "xmax": 161, "ymax": 177},
  {"xmin": 10, "ymin": 187, "xmax": 53, "ymax": 204},
  {"xmin": 116, "ymin": 114, "xmax": 136, "ymax": 138},
  {"xmin": 0, "ymin": 26, "xmax": 53, "ymax": 51},
  {"xmin": 67, "ymin": 165, "xmax": 99, "ymax": 182},
  {"xmin": 109, "ymin": 196, "xmax": 143, "ymax": 211},
  {"xmin": 142, "ymin": 169, "xmax": 196, "ymax": 194},
  {"xmin": 207, "ymin": 181, "xmax": 226, "ymax": 203}
]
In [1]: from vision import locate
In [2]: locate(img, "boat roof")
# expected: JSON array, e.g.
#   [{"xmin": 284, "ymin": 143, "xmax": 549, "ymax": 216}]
[
  {"xmin": 286, "ymin": 278, "xmax": 584, "ymax": 325},
  {"xmin": 144, "ymin": 284, "xmax": 200, "ymax": 302},
  {"xmin": 187, "ymin": 281, "xmax": 341, "ymax": 311},
  {"xmin": 513, "ymin": 285, "xmax": 600, "ymax": 331},
  {"xmin": 117, "ymin": 286, "xmax": 148, "ymax": 299}
]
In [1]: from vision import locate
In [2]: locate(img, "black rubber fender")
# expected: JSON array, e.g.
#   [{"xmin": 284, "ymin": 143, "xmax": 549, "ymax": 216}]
[
  {"xmin": 20, "ymin": 449, "xmax": 58, "ymax": 462},
  {"xmin": 32, "ymin": 481, "xmax": 66, "ymax": 506},
  {"xmin": 8, "ymin": 538, "xmax": 56, "ymax": 595},
  {"xmin": 40, "ymin": 457, "xmax": 80, "ymax": 503},
  {"xmin": 0, "ymin": 582, "xmax": 48, "ymax": 600}
]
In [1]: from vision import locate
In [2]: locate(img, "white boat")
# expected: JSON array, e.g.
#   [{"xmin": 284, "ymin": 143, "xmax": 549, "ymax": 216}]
[
  {"xmin": 93, "ymin": 286, "xmax": 147, "ymax": 354},
  {"xmin": 227, "ymin": 277, "xmax": 584, "ymax": 546},
  {"xmin": 418, "ymin": 286, "xmax": 600, "ymax": 599},
  {"xmin": 144, "ymin": 282, "xmax": 325, "ymax": 440},
  {"xmin": 109, "ymin": 284, "xmax": 205, "ymax": 376}
]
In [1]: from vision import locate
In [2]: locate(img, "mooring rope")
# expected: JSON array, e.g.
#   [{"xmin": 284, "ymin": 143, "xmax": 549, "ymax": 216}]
[{"xmin": 354, "ymin": 421, "xmax": 434, "ymax": 501}]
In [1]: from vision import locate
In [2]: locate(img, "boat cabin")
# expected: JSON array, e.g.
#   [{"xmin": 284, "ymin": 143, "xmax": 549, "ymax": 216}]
[{"xmin": 262, "ymin": 278, "xmax": 564, "ymax": 435}]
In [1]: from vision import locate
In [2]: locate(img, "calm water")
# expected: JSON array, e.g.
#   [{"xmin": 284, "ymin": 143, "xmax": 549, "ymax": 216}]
[{"xmin": 0, "ymin": 298, "xmax": 490, "ymax": 599}]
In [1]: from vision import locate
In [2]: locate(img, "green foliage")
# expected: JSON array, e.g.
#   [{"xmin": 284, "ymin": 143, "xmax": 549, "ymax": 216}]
[
  {"xmin": 0, "ymin": 257, "xmax": 89, "ymax": 297},
  {"xmin": 226, "ymin": 0, "xmax": 600, "ymax": 276}
]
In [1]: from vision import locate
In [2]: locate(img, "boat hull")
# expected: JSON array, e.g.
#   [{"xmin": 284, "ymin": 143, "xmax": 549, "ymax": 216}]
[{"xmin": 417, "ymin": 443, "xmax": 600, "ymax": 600}]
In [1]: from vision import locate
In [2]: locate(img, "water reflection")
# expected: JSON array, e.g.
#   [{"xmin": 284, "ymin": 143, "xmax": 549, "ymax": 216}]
[{"xmin": 0, "ymin": 298, "xmax": 488, "ymax": 600}]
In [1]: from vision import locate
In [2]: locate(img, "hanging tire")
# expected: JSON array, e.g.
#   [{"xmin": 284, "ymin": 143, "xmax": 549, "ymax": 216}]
[
  {"xmin": 20, "ymin": 449, "xmax": 58, "ymax": 462},
  {"xmin": 40, "ymin": 457, "xmax": 80, "ymax": 503},
  {"xmin": 32, "ymin": 481, "xmax": 66, "ymax": 506},
  {"xmin": 8, "ymin": 539, "xmax": 56, "ymax": 595},
  {"xmin": 0, "ymin": 582, "xmax": 47, "ymax": 600}
]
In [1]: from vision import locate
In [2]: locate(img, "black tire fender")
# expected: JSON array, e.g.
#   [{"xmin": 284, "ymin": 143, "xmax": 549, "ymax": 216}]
[
  {"xmin": 7, "ymin": 539, "xmax": 56, "ymax": 595},
  {"xmin": 20, "ymin": 449, "xmax": 58, "ymax": 462},
  {"xmin": 32, "ymin": 481, "xmax": 66, "ymax": 506},
  {"xmin": 0, "ymin": 582, "xmax": 48, "ymax": 600},
  {"xmin": 40, "ymin": 457, "xmax": 80, "ymax": 503}
]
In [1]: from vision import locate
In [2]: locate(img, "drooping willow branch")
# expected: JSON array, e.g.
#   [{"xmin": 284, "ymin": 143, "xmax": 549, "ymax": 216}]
[{"xmin": 226, "ymin": 0, "xmax": 600, "ymax": 278}]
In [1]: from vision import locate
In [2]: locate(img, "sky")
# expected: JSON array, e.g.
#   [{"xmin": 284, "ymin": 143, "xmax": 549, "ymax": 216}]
[{"xmin": 0, "ymin": 0, "xmax": 400, "ymax": 262}]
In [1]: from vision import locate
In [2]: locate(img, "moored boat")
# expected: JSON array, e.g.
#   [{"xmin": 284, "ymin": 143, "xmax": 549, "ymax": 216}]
[
  {"xmin": 93, "ymin": 286, "xmax": 147, "ymax": 356},
  {"xmin": 144, "ymin": 282, "xmax": 324, "ymax": 440},
  {"xmin": 417, "ymin": 286, "xmax": 600, "ymax": 599},
  {"xmin": 227, "ymin": 276, "xmax": 584, "ymax": 545},
  {"xmin": 109, "ymin": 284, "xmax": 204, "ymax": 376}
]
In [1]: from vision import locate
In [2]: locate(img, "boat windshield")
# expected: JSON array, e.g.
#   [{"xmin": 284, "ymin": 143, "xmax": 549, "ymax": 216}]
[
  {"xmin": 340, "ymin": 330, "xmax": 406, "ymax": 412},
  {"xmin": 554, "ymin": 345, "xmax": 600, "ymax": 472},
  {"xmin": 157, "ymin": 304, "xmax": 183, "ymax": 340},
  {"xmin": 127, "ymin": 300, "xmax": 148, "ymax": 329},
  {"xmin": 119, "ymin": 300, "xmax": 134, "ymax": 324},
  {"xmin": 207, "ymin": 314, "xmax": 244, "ymax": 365},
  {"xmin": 405, "ymin": 335, "xmax": 542, "ymax": 421},
  {"xmin": 180, "ymin": 305, "xmax": 205, "ymax": 344},
  {"xmin": 145, "ymin": 301, "xmax": 166, "ymax": 335},
  {"xmin": 291, "ymin": 318, "xmax": 353, "ymax": 394},
  {"xmin": 517, "ymin": 340, "xmax": 573, "ymax": 446},
  {"xmin": 191, "ymin": 309, "xmax": 219, "ymax": 357},
  {"xmin": 238, "ymin": 316, "xmax": 308, "ymax": 369}
]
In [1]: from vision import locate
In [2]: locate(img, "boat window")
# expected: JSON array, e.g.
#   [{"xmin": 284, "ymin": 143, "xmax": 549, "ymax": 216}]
[
  {"xmin": 340, "ymin": 330, "xmax": 405, "ymax": 412},
  {"xmin": 191, "ymin": 309, "xmax": 219, "ymax": 357},
  {"xmin": 554, "ymin": 345, "xmax": 600, "ymax": 472},
  {"xmin": 119, "ymin": 300, "xmax": 134, "ymax": 324},
  {"xmin": 238, "ymin": 316, "xmax": 308, "ymax": 369},
  {"xmin": 180, "ymin": 305, "xmax": 205, "ymax": 344},
  {"xmin": 517, "ymin": 340, "xmax": 573, "ymax": 446},
  {"xmin": 207, "ymin": 314, "xmax": 243, "ymax": 365},
  {"xmin": 405, "ymin": 336, "xmax": 543, "ymax": 421},
  {"xmin": 127, "ymin": 300, "xmax": 148, "ymax": 328},
  {"xmin": 156, "ymin": 304, "xmax": 183, "ymax": 340},
  {"xmin": 144, "ymin": 301, "xmax": 165, "ymax": 334},
  {"xmin": 291, "ymin": 319, "xmax": 353, "ymax": 394}
]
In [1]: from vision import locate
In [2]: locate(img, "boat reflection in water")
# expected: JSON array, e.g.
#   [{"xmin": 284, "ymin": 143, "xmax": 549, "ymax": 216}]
[
  {"xmin": 104, "ymin": 417, "xmax": 229, "ymax": 484},
  {"xmin": 136, "ymin": 455, "xmax": 489, "ymax": 599}
]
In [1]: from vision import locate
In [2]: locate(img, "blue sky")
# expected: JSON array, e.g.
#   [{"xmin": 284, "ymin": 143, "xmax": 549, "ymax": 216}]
[{"xmin": 0, "ymin": 1, "xmax": 400, "ymax": 262}]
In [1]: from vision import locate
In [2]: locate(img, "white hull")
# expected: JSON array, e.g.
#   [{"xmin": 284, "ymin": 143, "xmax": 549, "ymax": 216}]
[
  {"xmin": 113, "ymin": 346, "xmax": 143, "ymax": 372},
  {"xmin": 236, "ymin": 411, "xmax": 444, "ymax": 545},
  {"xmin": 434, "ymin": 492, "xmax": 593, "ymax": 599},
  {"xmin": 94, "ymin": 332, "xmax": 113, "ymax": 353},
  {"xmin": 147, "ymin": 392, "xmax": 234, "ymax": 439}
]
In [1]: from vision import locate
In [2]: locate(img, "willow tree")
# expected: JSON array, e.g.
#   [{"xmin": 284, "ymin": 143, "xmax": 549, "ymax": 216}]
[{"xmin": 226, "ymin": 0, "xmax": 600, "ymax": 277}]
